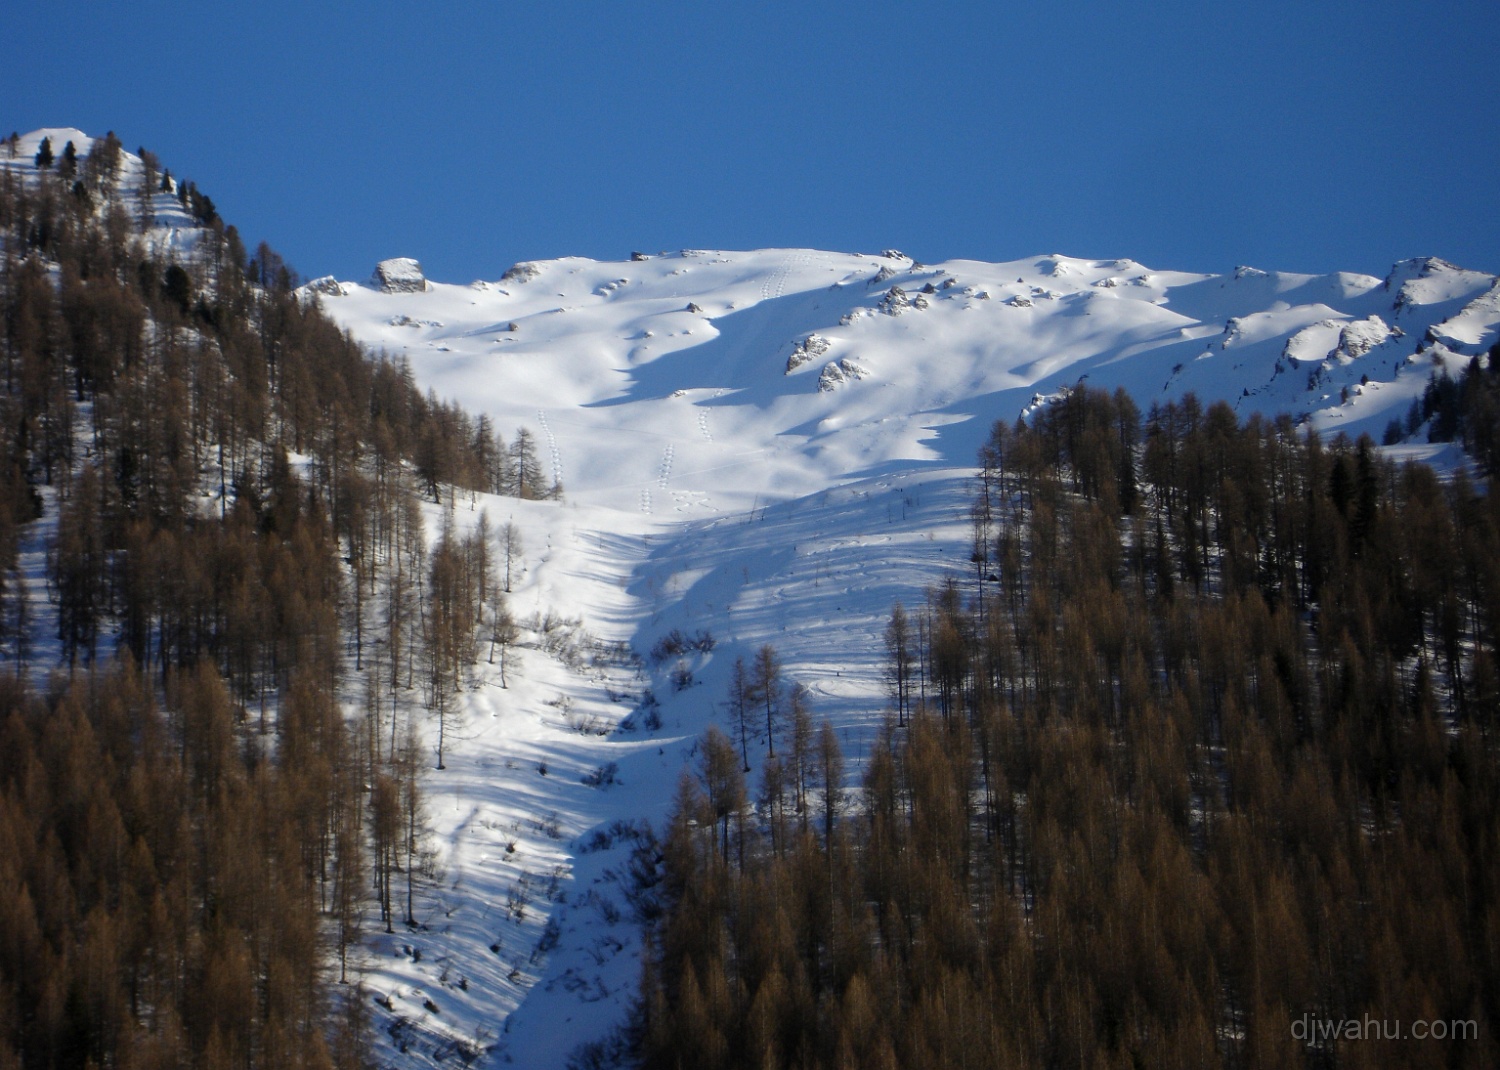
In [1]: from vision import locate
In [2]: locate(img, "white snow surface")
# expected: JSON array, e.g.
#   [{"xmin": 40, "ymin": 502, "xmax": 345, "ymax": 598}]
[{"xmin": 308, "ymin": 246, "xmax": 1498, "ymax": 1067}]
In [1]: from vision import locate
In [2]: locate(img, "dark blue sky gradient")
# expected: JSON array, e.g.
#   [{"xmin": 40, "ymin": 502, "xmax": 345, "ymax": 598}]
[{"xmin": 6, "ymin": 1, "xmax": 1497, "ymax": 283}]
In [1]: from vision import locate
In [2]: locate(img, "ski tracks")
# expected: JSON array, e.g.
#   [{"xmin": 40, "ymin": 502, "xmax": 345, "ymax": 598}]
[
  {"xmin": 658, "ymin": 443, "xmax": 675, "ymax": 489},
  {"xmin": 536, "ymin": 410, "xmax": 563, "ymax": 490},
  {"xmin": 758, "ymin": 251, "xmax": 809, "ymax": 303},
  {"xmin": 641, "ymin": 443, "xmax": 674, "ymax": 515},
  {"xmin": 697, "ymin": 388, "xmax": 724, "ymax": 443}
]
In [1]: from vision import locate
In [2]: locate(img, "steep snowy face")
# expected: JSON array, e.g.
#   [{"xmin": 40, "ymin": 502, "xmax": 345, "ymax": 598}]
[{"xmin": 310, "ymin": 247, "xmax": 1498, "ymax": 512}]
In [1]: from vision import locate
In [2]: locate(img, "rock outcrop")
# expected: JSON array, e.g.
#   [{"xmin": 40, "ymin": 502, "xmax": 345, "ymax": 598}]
[{"xmin": 372, "ymin": 258, "xmax": 429, "ymax": 294}]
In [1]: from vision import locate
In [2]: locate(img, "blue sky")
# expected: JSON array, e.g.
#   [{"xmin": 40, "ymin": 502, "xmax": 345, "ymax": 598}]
[{"xmin": 6, "ymin": 1, "xmax": 1497, "ymax": 284}]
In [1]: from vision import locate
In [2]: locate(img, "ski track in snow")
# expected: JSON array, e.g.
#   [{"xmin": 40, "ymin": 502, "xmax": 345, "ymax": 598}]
[
  {"xmin": 759, "ymin": 251, "xmax": 806, "ymax": 302},
  {"xmin": 657, "ymin": 443, "xmax": 674, "ymax": 489},
  {"xmin": 536, "ymin": 410, "xmax": 563, "ymax": 488}
]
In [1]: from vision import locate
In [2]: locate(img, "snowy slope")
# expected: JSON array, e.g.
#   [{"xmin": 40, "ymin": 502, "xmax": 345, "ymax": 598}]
[
  {"xmin": 313, "ymin": 248, "xmax": 1494, "ymax": 514},
  {"xmin": 308, "ymin": 246, "xmax": 1498, "ymax": 1066},
  {"xmin": 12, "ymin": 128, "xmax": 1498, "ymax": 1066}
]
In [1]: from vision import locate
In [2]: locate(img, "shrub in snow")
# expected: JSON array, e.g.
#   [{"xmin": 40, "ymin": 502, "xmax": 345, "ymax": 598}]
[
  {"xmin": 649, "ymin": 628, "xmax": 715, "ymax": 664},
  {"xmin": 582, "ymin": 762, "xmax": 620, "ymax": 788}
]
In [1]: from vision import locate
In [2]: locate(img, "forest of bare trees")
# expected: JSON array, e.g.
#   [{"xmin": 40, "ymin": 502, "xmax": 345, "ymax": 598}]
[{"xmin": 638, "ymin": 386, "xmax": 1500, "ymax": 1069}]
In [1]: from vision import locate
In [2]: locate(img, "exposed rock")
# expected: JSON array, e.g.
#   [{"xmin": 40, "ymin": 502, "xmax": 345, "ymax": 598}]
[
  {"xmin": 785, "ymin": 334, "xmax": 832, "ymax": 374},
  {"xmin": 302, "ymin": 275, "xmax": 347, "ymax": 298},
  {"xmin": 818, "ymin": 358, "xmax": 868, "ymax": 392},
  {"xmin": 1221, "ymin": 317, "xmax": 1244, "ymax": 349},
  {"xmin": 500, "ymin": 261, "xmax": 542, "ymax": 284},
  {"xmin": 1332, "ymin": 316, "xmax": 1400, "ymax": 363},
  {"xmin": 372, "ymin": 258, "xmax": 428, "ymax": 294},
  {"xmin": 878, "ymin": 286, "xmax": 911, "ymax": 316}
]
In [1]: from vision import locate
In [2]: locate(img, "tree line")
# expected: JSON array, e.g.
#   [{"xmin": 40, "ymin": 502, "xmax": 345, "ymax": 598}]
[
  {"xmin": 1386, "ymin": 346, "xmax": 1500, "ymax": 476},
  {"xmin": 637, "ymin": 385, "xmax": 1500, "ymax": 1069}
]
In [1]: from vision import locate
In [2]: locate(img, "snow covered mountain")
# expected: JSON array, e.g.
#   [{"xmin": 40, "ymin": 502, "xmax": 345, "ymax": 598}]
[
  {"xmin": 303, "ymin": 246, "xmax": 1497, "ymax": 1065},
  {"xmin": 10, "ymin": 128, "xmax": 1497, "ymax": 1067},
  {"xmin": 311, "ymin": 247, "xmax": 1496, "ymax": 515}
]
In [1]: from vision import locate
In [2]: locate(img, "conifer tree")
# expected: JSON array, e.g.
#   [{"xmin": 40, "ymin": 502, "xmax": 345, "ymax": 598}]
[{"xmin": 748, "ymin": 643, "xmax": 783, "ymax": 756}]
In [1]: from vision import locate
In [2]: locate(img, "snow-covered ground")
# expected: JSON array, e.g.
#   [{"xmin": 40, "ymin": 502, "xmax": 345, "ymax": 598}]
[{"xmin": 311, "ymin": 245, "xmax": 1499, "ymax": 1065}]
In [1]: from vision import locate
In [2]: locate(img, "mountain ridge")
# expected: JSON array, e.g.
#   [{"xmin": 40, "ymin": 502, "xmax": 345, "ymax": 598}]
[{"xmin": 309, "ymin": 245, "xmax": 1497, "ymax": 516}]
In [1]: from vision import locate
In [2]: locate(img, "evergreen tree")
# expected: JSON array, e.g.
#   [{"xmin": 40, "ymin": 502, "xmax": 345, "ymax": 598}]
[{"xmin": 512, "ymin": 427, "xmax": 544, "ymax": 499}]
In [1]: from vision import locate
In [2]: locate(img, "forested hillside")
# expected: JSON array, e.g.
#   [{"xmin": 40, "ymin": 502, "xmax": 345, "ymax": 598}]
[
  {"xmin": 0, "ymin": 131, "xmax": 536, "ymax": 1069},
  {"xmin": 639, "ymin": 388, "xmax": 1500, "ymax": 1069},
  {"xmin": 6, "ymin": 125, "xmax": 1499, "ymax": 1070}
]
